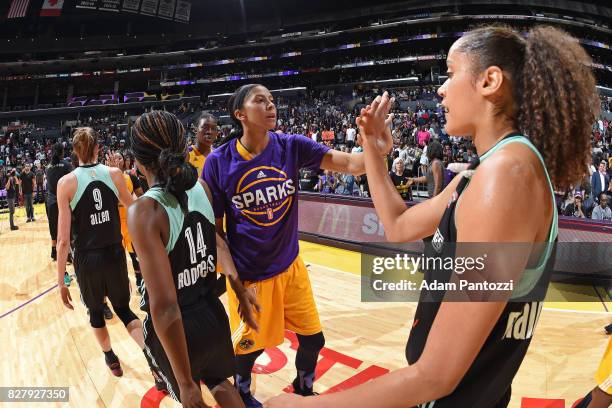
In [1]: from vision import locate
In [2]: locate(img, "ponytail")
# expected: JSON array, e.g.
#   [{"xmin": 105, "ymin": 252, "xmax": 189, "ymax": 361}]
[
  {"xmin": 457, "ymin": 25, "xmax": 599, "ymax": 188},
  {"xmin": 518, "ymin": 26, "xmax": 599, "ymax": 188},
  {"xmin": 158, "ymin": 148, "xmax": 197, "ymax": 213},
  {"xmin": 72, "ymin": 127, "xmax": 98, "ymax": 164},
  {"xmin": 220, "ymin": 83, "xmax": 261, "ymax": 146}
]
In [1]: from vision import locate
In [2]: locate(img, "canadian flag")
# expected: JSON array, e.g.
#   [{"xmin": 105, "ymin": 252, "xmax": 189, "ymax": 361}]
[{"xmin": 40, "ymin": 0, "xmax": 64, "ymax": 16}]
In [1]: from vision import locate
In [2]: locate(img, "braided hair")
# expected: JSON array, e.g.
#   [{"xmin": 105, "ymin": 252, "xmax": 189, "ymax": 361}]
[{"xmin": 130, "ymin": 110, "xmax": 197, "ymax": 212}]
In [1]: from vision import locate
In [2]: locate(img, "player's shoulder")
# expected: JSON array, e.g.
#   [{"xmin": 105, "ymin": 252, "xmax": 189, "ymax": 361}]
[
  {"xmin": 479, "ymin": 141, "xmax": 541, "ymax": 181},
  {"xmin": 57, "ymin": 172, "xmax": 77, "ymax": 192},
  {"xmin": 128, "ymin": 194, "xmax": 166, "ymax": 231},
  {"xmin": 207, "ymin": 140, "xmax": 233, "ymax": 163}
]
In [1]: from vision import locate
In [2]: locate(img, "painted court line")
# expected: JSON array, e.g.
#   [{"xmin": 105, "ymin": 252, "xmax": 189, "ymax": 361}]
[{"xmin": 0, "ymin": 284, "xmax": 57, "ymax": 319}]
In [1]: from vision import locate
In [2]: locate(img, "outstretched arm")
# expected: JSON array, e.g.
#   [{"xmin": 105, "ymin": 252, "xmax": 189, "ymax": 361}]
[
  {"xmin": 109, "ymin": 167, "xmax": 134, "ymax": 208},
  {"xmin": 356, "ymin": 92, "xmax": 460, "ymax": 242}
]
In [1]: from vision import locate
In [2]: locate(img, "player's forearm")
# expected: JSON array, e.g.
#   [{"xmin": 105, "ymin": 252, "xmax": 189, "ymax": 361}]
[
  {"xmin": 215, "ymin": 234, "xmax": 238, "ymax": 280},
  {"xmin": 345, "ymin": 152, "xmax": 366, "ymax": 176},
  {"xmin": 301, "ymin": 364, "xmax": 447, "ymax": 408},
  {"xmin": 56, "ymin": 237, "xmax": 70, "ymax": 285},
  {"xmin": 362, "ymin": 139, "xmax": 409, "ymax": 241}
]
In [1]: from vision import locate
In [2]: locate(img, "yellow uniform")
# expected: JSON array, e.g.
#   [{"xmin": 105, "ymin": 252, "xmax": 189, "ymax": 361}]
[
  {"xmin": 203, "ymin": 131, "xmax": 332, "ymax": 400},
  {"xmin": 596, "ymin": 336, "xmax": 612, "ymax": 394},
  {"xmin": 227, "ymin": 255, "xmax": 322, "ymax": 354},
  {"xmin": 119, "ymin": 173, "xmax": 134, "ymax": 253},
  {"xmin": 188, "ymin": 146, "xmax": 207, "ymax": 178}
]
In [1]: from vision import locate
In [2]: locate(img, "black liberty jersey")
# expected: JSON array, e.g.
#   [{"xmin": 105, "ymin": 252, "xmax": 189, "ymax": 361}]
[
  {"xmin": 139, "ymin": 183, "xmax": 218, "ymax": 312},
  {"xmin": 70, "ymin": 164, "xmax": 122, "ymax": 251},
  {"xmin": 407, "ymin": 136, "xmax": 558, "ymax": 408}
]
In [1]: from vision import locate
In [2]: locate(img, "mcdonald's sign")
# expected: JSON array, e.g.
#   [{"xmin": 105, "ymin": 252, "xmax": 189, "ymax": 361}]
[{"xmin": 317, "ymin": 204, "xmax": 352, "ymax": 239}]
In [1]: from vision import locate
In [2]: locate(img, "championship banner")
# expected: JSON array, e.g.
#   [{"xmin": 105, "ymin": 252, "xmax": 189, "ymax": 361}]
[
  {"xmin": 40, "ymin": 0, "xmax": 64, "ymax": 17},
  {"xmin": 75, "ymin": 0, "xmax": 98, "ymax": 9},
  {"xmin": 174, "ymin": 0, "xmax": 190, "ymax": 22},
  {"xmin": 122, "ymin": 0, "xmax": 140, "ymax": 12},
  {"xmin": 157, "ymin": 0, "xmax": 175, "ymax": 19},
  {"xmin": 99, "ymin": 0, "xmax": 120, "ymax": 12},
  {"xmin": 140, "ymin": 0, "xmax": 158, "ymax": 15}
]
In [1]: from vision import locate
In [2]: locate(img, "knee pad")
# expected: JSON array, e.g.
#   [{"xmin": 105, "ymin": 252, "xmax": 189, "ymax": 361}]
[
  {"xmin": 114, "ymin": 306, "xmax": 138, "ymax": 327},
  {"xmin": 297, "ymin": 332, "xmax": 325, "ymax": 352},
  {"xmin": 89, "ymin": 309, "xmax": 106, "ymax": 328}
]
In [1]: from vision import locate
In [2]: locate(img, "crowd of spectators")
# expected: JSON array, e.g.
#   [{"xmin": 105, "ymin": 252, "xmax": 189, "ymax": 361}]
[{"xmin": 1, "ymin": 87, "xmax": 611, "ymax": 226}]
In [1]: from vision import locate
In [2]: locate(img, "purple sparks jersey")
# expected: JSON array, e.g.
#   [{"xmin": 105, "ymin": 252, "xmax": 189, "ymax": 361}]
[{"xmin": 203, "ymin": 132, "xmax": 330, "ymax": 281}]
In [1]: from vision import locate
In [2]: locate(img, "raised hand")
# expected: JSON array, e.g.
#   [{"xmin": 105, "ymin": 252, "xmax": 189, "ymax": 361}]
[{"xmin": 356, "ymin": 92, "xmax": 395, "ymax": 155}]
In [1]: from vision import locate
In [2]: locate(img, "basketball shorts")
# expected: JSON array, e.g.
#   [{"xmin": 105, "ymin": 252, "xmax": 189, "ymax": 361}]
[
  {"xmin": 227, "ymin": 255, "xmax": 322, "ymax": 354},
  {"xmin": 596, "ymin": 336, "xmax": 612, "ymax": 394},
  {"xmin": 143, "ymin": 296, "xmax": 236, "ymax": 402},
  {"xmin": 120, "ymin": 215, "xmax": 133, "ymax": 253},
  {"xmin": 46, "ymin": 202, "xmax": 59, "ymax": 241},
  {"xmin": 74, "ymin": 244, "xmax": 131, "ymax": 312}
]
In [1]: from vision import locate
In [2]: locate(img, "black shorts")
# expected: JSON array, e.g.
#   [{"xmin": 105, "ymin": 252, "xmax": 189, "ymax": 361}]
[
  {"xmin": 143, "ymin": 297, "xmax": 236, "ymax": 402},
  {"xmin": 74, "ymin": 244, "xmax": 130, "ymax": 312},
  {"xmin": 46, "ymin": 202, "xmax": 58, "ymax": 241}
]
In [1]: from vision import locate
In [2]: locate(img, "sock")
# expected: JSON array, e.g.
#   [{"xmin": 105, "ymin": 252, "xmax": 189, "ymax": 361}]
[
  {"xmin": 235, "ymin": 350, "xmax": 263, "ymax": 394},
  {"xmin": 103, "ymin": 349, "xmax": 118, "ymax": 365},
  {"xmin": 235, "ymin": 374, "xmax": 252, "ymax": 395},
  {"xmin": 51, "ymin": 246, "xmax": 57, "ymax": 258}
]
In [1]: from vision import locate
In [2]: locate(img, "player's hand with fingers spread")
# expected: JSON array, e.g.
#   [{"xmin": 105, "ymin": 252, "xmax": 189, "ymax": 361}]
[
  {"xmin": 236, "ymin": 285, "xmax": 261, "ymax": 332},
  {"xmin": 356, "ymin": 91, "xmax": 395, "ymax": 155},
  {"xmin": 179, "ymin": 380, "xmax": 210, "ymax": 408},
  {"xmin": 264, "ymin": 393, "xmax": 305, "ymax": 408},
  {"xmin": 59, "ymin": 285, "xmax": 73, "ymax": 310}
]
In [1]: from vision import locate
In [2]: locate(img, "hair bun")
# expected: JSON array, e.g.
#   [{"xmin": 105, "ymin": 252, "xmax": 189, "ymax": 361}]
[{"xmin": 158, "ymin": 149, "xmax": 197, "ymax": 208}]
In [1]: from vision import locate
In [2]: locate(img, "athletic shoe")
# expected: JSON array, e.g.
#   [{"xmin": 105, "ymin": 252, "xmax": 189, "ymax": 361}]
[
  {"xmin": 292, "ymin": 370, "xmax": 319, "ymax": 397},
  {"xmin": 235, "ymin": 375, "xmax": 263, "ymax": 408},
  {"xmin": 10, "ymin": 226, "xmax": 18, "ymax": 231},
  {"xmin": 605, "ymin": 323, "xmax": 612, "ymax": 335},
  {"xmin": 106, "ymin": 360, "xmax": 123, "ymax": 377},
  {"xmin": 63, "ymin": 272, "xmax": 72, "ymax": 287},
  {"xmin": 103, "ymin": 303, "xmax": 113, "ymax": 320},
  {"xmin": 26, "ymin": 219, "xmax": 31, "ymax": 223},
  {"xmin": 51, "ymin": 247, "xmax": 57, "ymax": 261}
]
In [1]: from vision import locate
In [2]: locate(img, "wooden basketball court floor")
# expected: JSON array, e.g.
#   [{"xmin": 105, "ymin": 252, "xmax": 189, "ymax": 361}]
[{"xmin": 0, "ymin": 204, "xmax": 610, "ymax": 408}]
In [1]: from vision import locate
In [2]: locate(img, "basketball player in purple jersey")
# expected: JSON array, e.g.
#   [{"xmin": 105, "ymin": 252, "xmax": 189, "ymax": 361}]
[{"xmin": 204, "ymin": 84, "xmax": 389, "ymax": 407}]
